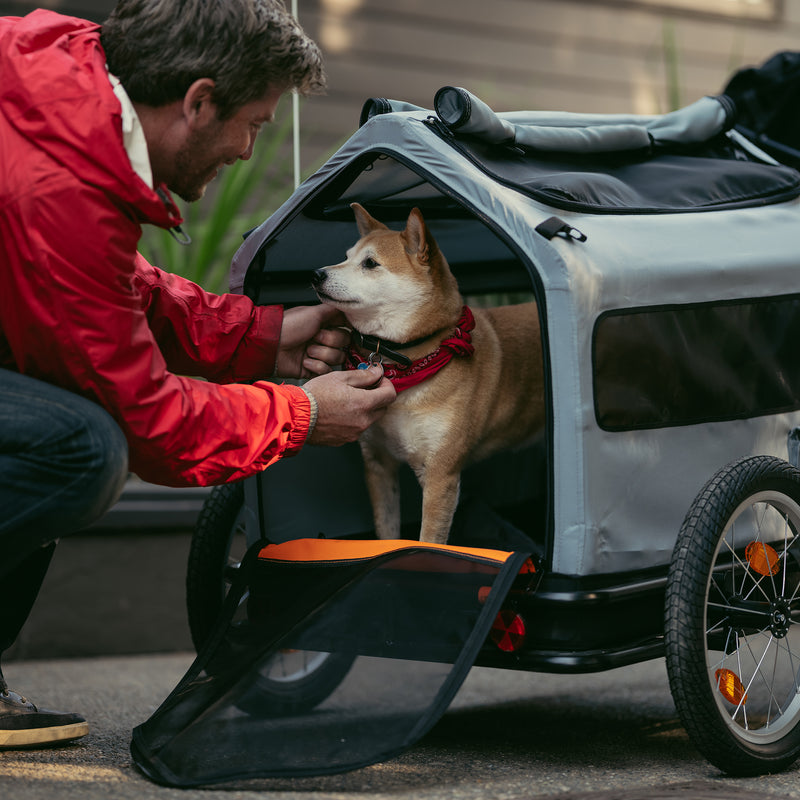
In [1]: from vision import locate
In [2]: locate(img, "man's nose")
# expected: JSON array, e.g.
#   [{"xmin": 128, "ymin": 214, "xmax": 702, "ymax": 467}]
[{"xmin": 240, "ymin": 137, "xmax": 256, "ymax": 161}]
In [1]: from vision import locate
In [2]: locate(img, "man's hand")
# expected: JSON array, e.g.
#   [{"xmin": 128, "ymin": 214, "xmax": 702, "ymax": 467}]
[
  {"xmin": 276, "ymin": 305, "xmax": 350, "ymax": 379},
  {"xmin": 303, "ymin": 365, "xmax": 396, "ymax": 446}
]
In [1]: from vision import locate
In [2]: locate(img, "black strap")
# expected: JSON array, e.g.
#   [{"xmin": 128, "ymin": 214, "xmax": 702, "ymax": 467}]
[
  {"xmin": 535, "ymin": 216, "xmax": 588, "ymax": 242},
  {"xmin": 352, "ymin": 330, "xmax": 441, "ymax": 367}
]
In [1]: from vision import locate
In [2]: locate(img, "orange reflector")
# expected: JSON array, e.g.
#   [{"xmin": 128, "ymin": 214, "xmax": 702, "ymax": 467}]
[
  {"xmin": 490, "ymin": 610, "xmax": 526, "ymax": 652},
  {"xmin": 478, "ymin": 586, "xmax": 492, "ymax": 604},
  {"xmin": 716, "ymin": 668, "xmax": 747, "ymax": 705},
  {"xmin": 745, "ymin": 541, "xmax": 780, "ymax": 577}
]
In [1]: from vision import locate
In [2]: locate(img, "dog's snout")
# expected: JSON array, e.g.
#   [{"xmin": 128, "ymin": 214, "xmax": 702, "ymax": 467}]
[{"xmin": 311, "ymin": 268, "xmax": 327, "ymax": 288}]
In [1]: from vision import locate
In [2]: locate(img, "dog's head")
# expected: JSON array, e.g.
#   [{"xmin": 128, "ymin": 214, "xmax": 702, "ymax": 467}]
[{"xmin": 312, "ymin": 203, "xmax": 461, "ymax": 340}]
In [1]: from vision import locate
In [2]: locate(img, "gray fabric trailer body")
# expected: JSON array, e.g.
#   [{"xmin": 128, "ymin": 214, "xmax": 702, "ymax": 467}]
[{"xmin": 231, "ymin": 94, "xmax": 800, "ymax": 578}]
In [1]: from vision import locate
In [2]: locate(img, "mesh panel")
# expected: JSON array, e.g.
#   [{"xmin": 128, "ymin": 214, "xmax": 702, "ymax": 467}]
[{"xmin": 131, "ymin": 540, "xmax": 530, "ymax": 787}]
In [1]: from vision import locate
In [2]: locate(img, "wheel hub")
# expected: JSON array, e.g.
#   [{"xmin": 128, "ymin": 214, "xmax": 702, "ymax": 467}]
[{"xmin": 770, "ymin": 598, "xmax": 792, "ymax": 639}]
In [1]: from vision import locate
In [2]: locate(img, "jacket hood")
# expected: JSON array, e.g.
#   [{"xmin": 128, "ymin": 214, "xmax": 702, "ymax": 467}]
[{"xmin": 0, "ymin": 10, "xmax": 180, "ymax": 229}]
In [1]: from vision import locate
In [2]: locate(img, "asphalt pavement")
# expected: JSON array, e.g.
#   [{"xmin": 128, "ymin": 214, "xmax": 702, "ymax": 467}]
[{"xmin": 2, "ymin": 654, "xmax": 800, "ymax": 800}]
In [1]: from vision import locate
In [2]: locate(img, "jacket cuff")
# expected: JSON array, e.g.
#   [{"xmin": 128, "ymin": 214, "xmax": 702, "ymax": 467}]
[
  {"xmin": 300, "ymin": 387, "xmax": 319, "ymax": 441},
  {"xmin": 280, "ymin": 383, "xmax": 314, "ymax": 454}
]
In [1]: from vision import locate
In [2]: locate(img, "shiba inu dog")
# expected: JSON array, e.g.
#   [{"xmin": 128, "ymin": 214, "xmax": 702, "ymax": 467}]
[{"xmin": 312, "ymin": 203, "xmax": 544, "ymax": 544}]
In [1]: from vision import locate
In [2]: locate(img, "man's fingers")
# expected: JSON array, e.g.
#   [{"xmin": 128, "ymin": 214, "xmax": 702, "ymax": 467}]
[
  {"xmin": 337, "ymin": 366, "xmax": 395, "ymax": 407},
  {"xmin": 302, "ymin": 357, "xmax": 332, "ymax": 375},
  {"xmin": 340, "ymin": 364, "xmax": 388, "ymax": 388},
  {"xmin": 314, "ymin": 326, "xmax": 350, "ymax": 350},
  {"xmin": 369, "ymin": 377, "xmax": 396, "ymax": 408},
  {"xmin": 303, "ymin": 343, "xmax": 346, "ymax": 373}
]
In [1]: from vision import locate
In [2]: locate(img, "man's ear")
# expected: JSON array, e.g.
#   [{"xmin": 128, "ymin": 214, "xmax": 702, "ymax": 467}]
[{"xmin": 182, "ymin": 78, "xmax": 218, "ymax": 128}]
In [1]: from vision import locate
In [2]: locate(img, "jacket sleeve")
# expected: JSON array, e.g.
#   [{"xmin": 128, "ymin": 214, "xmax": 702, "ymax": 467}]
[
  {"xmin": 132, "ymin": 253, "xmax": 284, "ymax": 383},
  {"xmin": 1, "ymin": 178, "xmax": 311, "ymax": 487}
]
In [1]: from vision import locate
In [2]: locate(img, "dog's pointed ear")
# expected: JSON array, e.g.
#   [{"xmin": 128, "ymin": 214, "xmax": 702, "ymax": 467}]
[
  {"xmin": 351, "ymin": 202, "xmax": 388, "ymax": 236},
  {"xmin": 401, "ymin": 207, "xmax": 438, "ymax": 266}
]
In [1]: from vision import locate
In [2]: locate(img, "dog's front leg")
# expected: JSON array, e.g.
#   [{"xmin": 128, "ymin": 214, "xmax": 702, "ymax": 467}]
[
  {"xmin": 359, "ymin": 439, "xmax": 401, "ymax": 539},
  {"xmin": 418, "ymin": 469, "xmax": 461, "ymax": 545}
]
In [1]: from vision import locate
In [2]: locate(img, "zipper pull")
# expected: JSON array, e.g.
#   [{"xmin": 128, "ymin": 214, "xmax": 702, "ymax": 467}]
[
  {"xmin": 423, "ymin": 115, "xmax": 455, "ymax": 140},
  {"xmin": 155, "ymin": 186, "xmax": 192, "ymax": 245},
  {"xmin": 168, "ymin": 224, "xmax": 192, "ymax": 245}
]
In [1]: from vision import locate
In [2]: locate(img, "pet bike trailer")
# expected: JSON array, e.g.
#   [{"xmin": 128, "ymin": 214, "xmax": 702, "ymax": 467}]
[{"xmin": 136, "ymin": 55, "xmax": 800, "ymax": 784}]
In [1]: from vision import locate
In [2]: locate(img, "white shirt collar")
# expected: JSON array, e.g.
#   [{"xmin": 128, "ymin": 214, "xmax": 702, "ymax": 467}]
[{"xmin": 107, "ymin": 69, "xmax": 153, "ymax": 189}]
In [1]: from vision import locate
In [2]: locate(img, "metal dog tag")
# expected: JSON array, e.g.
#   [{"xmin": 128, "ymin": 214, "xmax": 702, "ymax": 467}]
[{"xmin": 357, "ymin": 352, "xmax": 383, "ymax": 369}]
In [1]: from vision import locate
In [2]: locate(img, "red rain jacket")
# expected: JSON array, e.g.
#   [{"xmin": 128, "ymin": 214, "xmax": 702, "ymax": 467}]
[{"xmin": 0, "ymin": 10, "xmax": 311, "ymax": 486}]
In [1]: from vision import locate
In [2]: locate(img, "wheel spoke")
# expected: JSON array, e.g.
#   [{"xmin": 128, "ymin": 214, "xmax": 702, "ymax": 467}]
[
  {"xmin": 779, "ymin": 515, "xmax": 795, "ymax": 598},
  {"xmin": 742, "ymin": 633, "xmax": 780, "ymax": 724},
  {"xmin": 780, "ymin": 617, "xmax": 800, "ymax": 695},
  {"xmin": 732, "ymin": 632, "xmax": 750, "ymax": 728},
  {"xmin": 707, "ymin": 600, "xmax": 768, "ymax": 618},
  {"xmin": 770, "ymin": 637, "xmax": 786, "ymax": 726},
  {"xmin": 721, "ymin": 529, "xmax": 773, "ymax": 603},
  {"xmin": 753, "ymin": 504, "xmax": 779, "ymax": 599}
]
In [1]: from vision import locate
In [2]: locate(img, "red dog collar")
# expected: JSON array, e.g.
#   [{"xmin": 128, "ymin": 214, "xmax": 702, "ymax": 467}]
[{"xmin": 346, "ymin": 306, "xmax": 476, "ymax": 392}]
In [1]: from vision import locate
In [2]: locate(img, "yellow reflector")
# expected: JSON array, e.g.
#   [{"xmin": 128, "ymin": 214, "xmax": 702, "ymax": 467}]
[
  {"xmin": 745, "ymin": 541, "xmax": 780, "ymax": 577},
  {"xmin": 716, "ymin": 668, "xmax": 747, "ymax": 705}
]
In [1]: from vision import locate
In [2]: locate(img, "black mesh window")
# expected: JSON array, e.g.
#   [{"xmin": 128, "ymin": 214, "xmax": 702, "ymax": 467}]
[{"xmin": 593, "ymin": 294, "xmax": 800, "ymax": 431}]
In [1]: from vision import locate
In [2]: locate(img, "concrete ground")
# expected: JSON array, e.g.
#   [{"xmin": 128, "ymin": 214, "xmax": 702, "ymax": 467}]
[{"xmin": 2, "ymin": 655, "xmax": 800, "ymax": 800}]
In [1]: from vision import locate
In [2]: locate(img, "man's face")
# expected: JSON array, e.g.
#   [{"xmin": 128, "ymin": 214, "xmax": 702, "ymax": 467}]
[{"xmin": 171, "ymin": 86, "xmax": 284, "ymax": 202}]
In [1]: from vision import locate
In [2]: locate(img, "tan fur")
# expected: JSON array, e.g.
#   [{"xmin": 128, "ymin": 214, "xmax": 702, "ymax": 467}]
[{"xmin": 313, "ymin": 203, "xmax": 544, "ymax": 544}]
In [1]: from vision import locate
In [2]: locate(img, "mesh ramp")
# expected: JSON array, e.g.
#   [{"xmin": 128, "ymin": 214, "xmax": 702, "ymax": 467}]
[{"xmin": 131, "ymin": 538, "xmax": 533, "ymax": 787}]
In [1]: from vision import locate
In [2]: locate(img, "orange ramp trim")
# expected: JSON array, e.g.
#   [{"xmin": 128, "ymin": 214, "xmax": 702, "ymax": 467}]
[{"xmin": 257, "ymin": 538, "xmax": 516, "ymax": 566}]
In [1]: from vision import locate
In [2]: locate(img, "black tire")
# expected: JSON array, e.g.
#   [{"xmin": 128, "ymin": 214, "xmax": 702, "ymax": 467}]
[
  {"xmin": 186, "ymin": 481, "xmax": 354, "ymax": 714},
  {"xmin": 187, "ymin": 481, "xmax": 247, "ymax": 651},
  {"xmin": 665, "ymin": 455, "xmax": 800, "ymax": 776}
]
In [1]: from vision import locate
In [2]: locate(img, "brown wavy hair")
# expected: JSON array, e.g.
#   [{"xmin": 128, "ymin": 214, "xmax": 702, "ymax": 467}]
[{"xmin": 101, "ymin": 0, "xmax": 326, "ymax": 119}]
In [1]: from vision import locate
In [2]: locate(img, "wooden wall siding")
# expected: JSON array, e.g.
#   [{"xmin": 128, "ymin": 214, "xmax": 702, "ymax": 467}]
[
  {"xmin": 3, "ymin": 0, "xmax": 800, "ymax": 170},
  {"xmin": 295, "ymin": 0, "xmax": 800, "ymax": 166}
]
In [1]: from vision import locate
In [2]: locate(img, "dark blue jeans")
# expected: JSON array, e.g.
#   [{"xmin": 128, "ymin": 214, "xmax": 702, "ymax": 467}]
[{"xmin": 0, "ymin": 369, "xmax": 128, "ymax": 659}]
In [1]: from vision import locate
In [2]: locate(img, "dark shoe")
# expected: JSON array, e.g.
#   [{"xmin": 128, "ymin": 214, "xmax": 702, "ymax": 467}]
[{"xmin": 0, "ymin": 687, "xmax": 89, "ymax": 749}]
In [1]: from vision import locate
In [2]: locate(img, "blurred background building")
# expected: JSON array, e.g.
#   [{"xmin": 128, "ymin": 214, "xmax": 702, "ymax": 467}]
[{"xmin": 3, "ymin": 1, "xmax": 799, "ymax": 166}]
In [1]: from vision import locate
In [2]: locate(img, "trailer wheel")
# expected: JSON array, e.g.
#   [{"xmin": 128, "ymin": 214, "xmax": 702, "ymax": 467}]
[
  {"xmin": 187, "ymin": 482, "xmax": 353, "ymax": 714},
  {"xmin": 665, "ymin": 455, "xmax": 800, "ymax": 776},
  {"xmin": 187, "ymin": 482, "xmax": 247, "ymax": 650}
]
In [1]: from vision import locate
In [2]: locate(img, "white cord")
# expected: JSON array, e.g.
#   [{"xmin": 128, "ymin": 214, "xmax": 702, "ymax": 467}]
[{"xmin": 292, "ymin": 0, "xmax": 301, "ymax": 189}]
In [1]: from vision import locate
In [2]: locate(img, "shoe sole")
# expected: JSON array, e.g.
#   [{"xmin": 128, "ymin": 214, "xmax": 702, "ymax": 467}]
[{"xmin": 0, "ymin": 721, "xmax": 89, "ymax": 749}]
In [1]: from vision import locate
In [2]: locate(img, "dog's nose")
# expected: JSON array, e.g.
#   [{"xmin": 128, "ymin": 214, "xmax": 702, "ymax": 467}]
[{"xmin": 311, "ymin": 268, "xmax": 327, "ymax": 288}]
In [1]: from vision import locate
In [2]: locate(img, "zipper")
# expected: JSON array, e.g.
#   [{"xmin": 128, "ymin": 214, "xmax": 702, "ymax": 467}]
[{"xmin": 156, "ymin": 185, "xmax": 192, "ymax": 245}]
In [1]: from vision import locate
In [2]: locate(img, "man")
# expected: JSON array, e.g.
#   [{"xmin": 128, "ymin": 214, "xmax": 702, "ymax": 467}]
[{"xmin": 0, "ymin": 0, "xmax": 395, "ymax": 748}]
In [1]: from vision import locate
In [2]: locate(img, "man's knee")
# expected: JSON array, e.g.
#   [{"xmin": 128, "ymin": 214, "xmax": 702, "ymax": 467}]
[
  {"xmin": 45, "ymin": 399, "xmax": 129, "ymax": 531},
  {"xmin": 75, "ymin": 403, "xmax": 129, "ymax": 519},
  {"xmin": 0, "ymin": 373, "xmax": 129, "ymax": 536}
]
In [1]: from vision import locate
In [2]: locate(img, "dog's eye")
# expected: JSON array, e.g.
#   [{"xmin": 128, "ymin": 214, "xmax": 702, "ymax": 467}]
[{"xmin": 362, "ymin": 256, "xmax": 379, "ymax": 270}]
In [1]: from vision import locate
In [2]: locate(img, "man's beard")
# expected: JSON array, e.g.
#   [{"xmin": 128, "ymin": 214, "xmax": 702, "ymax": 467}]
[{"xmin": 170, "ymin": 129, "xmax": 221, "ymax": 202}]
